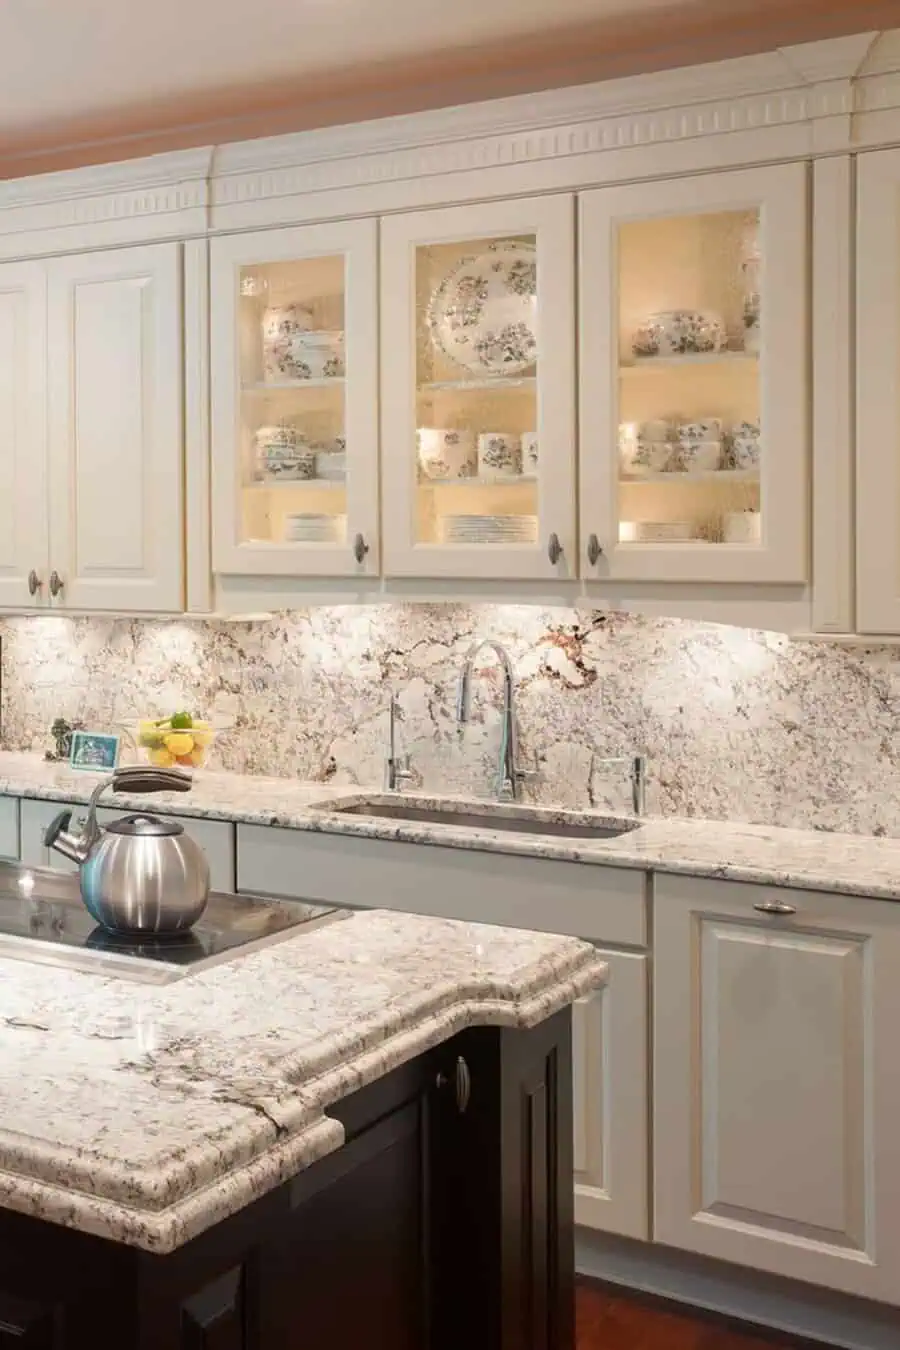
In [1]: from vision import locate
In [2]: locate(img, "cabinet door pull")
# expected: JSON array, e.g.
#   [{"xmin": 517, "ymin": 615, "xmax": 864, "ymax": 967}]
[
  {"xmin": 27, "ymin": 570, "xmax": 42, "ymax": 597},
  {"xmin": 586, "ymin": 534, "xmax": 603, "ymax": 566},
  {"xmin": 48, "ymin": 571, "xmax": 64, "ymax": 598},
  {"xmin": 547, "ymin": 533, "xmax": 563, "ymax": 565},
  {"xmin": 353, "ymin": 533, "xmax": 369, "ymax": 564},
  {"xmin": 753, "ymin": 898, "xmax": 797, "ymax": 915},
  {"xmin": 436, "ymin": 1055, "xmax": 471, "ymax": 1113}
]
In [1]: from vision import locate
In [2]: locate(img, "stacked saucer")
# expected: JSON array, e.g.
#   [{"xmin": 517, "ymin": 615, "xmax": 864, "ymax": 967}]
[{"xmin": 438, "ymin": 514, "xmax": 537, "ymax": 545}]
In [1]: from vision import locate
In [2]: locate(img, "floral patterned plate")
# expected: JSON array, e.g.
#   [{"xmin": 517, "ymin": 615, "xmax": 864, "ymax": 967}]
[{"xmin": 426, "ymin": 240, "xmax": 538, "ymax": 376}]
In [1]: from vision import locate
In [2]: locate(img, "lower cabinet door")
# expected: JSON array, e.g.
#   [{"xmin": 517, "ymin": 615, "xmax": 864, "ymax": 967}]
[
  {"xmin": 653, "ymin": 872, "xmax": 900, "ymax": 1303},
  {"xmin": 18, "ymin": 797, "xmax": 236, "ymax": 893},
  {"xmin": 0, "ymin": 797, "xmax": 19, "ymax": 861},
  {"xmin": 572, "ymin": 949, "xmax": 648, "ymax": 1239}
]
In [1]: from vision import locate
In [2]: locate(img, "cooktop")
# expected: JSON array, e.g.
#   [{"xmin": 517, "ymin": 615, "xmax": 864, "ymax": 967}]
[{"xmin": 0, "ymin": 860, "xmax": 342, "ymax": 984}]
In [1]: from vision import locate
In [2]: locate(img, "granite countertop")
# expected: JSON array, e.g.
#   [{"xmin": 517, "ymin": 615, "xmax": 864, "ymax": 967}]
[
  {"xmin": 2, "ymin": 751, "xmax": 900, "ymax": 903},
  {"xmin": 0, "ymin": 906, "xmax": 605, "ymax": 1253}
]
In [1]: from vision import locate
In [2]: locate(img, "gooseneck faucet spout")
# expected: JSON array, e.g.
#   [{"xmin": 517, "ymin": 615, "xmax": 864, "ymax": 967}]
[{"xmin": 456, "ymin": 640, "xmax": 535, "ymax": 801}]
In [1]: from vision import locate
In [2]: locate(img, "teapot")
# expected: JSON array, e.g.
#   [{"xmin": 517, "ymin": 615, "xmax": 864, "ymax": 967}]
[{"xmin": 44, "ymin": 766, "xmax": 210, "ymax": 935}]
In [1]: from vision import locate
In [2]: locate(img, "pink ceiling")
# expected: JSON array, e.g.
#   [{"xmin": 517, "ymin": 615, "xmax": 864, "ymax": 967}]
[{"xmin": 0, "ymin": 0, "xmax": 895, "ymax": 178}]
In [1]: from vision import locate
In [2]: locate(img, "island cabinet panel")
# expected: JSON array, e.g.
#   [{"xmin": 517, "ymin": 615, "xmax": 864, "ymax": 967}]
[
  {"xmin": 0, "ymin": 1014, "xmax": 575, "ymax": 1350},
  {"xmin": 653, "ymin": 873, "xmax": 900, "ymax": 1305}
]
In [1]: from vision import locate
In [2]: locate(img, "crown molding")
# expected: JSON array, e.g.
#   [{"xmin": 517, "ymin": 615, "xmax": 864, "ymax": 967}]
[{"xmin": 0, "ymin": 147, "xmax": 213, "ymax": 259}]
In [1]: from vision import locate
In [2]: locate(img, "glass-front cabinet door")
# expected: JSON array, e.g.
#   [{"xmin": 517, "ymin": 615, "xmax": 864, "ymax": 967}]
[
  {"xmin": 381, "ymin": 196, "xmax": 575, "ymax": 579},
  {"xmin": 210, "ymin": 219, "xmax": 378, "ymax": 577},
  {"xmin": 580, "ymin": 164, "xmax": 807, "ymax": 584}
]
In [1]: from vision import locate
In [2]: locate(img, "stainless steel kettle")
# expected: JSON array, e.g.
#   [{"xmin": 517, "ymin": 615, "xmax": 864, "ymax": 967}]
[{"xmin": 44, "ymin": 766, "xmax": 211, "ymax": 935}]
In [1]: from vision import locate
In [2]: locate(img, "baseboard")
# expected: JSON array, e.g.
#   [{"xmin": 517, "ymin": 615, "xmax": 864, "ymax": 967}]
[{"xmin": 575, "ymin": 1230, "xmax": 900, "ymax": 1350}]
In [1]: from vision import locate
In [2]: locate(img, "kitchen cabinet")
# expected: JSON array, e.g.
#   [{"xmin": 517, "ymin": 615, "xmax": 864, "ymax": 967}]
[
  {"xmin": 210, "ymin": 220, "xmax": 379, "ymax": 578},
  {"xmin": 653, "ymin": 872, "xmax": 900, "ymax": 1303},
  {"xmin": 572, "ymin": 949, "xmax": 648, "ymax": 1240},
  {"xmin": 857, "ymin": 147, "xmax": 900, "ymax": 633},
  {"xmin": 18, "ymin": 797, "xmax": 236, "ymax": 893},
  {"xmin": 0, "ymin": 799, "xmax": 19, "ymax": 861},
  {"xmin": 380, "ymin": 195, "xmax": 576, "ymax": 580},
  {"xmin": 0, "ymin": 263, "xmax": 47, "ymax": 610},
  {"xmin": 0, "ymin": 243, "xmax": 184, "ymax": 614},
  {"xmin": 579, "ymin": 163, "xmax": 808, "ymax": 584}
]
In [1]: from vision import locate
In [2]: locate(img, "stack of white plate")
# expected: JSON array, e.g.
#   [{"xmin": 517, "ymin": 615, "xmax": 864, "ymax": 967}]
[
  {"xmin": 438, "ymin": 514, "xmax": 537, "ymax": 545},
  {"xmin": 285, "ymin": 514, "xmax": 347, "ymax": 544}
]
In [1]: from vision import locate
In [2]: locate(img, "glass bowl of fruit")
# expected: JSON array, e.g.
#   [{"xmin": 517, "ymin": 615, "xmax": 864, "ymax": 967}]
[{"xmin": 134, "ymin": 713, "xmax": 217, "ymax": 770}]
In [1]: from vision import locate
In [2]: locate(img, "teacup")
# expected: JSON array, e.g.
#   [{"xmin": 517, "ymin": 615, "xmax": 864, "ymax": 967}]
[
  {"xmin": 732, "ymin": 420, "xmax": 760, "ymax": 441},
  {"xmin": 677, "ymin": 418, "xmax": 723, "ymax": 443},
  {"xmin": 670, "ymin": 440, "xmax": 722, "ymax": 472},
  {"xmin": 621, "ymin": 437, "xmax": 671, "ymax": 476},
  {"xmin": 730, "ymin": 435, "xmax": 761, "ymax": 469},
  {"xmin": 417, "ymin": 428, "xmax": 477, "ymax": 480},
  {"xmin": 521, "ymin": 432, "xmax": 538, "ymax": 473},
  {"xmin": 477, "ymin": 432, "xmax": 522, "ymax": 479}
]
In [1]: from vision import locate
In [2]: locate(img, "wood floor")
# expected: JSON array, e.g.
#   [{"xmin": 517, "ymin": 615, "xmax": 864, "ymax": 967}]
[{"xmin": 576, "ymin": 1284, "xmax": 816, "ymax": 1350}]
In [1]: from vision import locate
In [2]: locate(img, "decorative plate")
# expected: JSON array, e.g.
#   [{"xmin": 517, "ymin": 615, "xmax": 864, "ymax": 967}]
[{"xmin": 426, "ymin": 241, "xmax": 537, "ymax": 376}]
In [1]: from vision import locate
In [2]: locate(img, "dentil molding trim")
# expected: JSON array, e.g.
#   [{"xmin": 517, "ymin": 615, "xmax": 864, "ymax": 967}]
[{"xmin": 2, "ymin": 30, "xmax": 900, "ymax": 255}]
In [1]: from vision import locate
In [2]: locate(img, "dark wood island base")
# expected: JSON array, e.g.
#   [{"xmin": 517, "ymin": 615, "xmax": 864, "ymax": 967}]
[{"xmin": 0, "ymin": 1009, "xmax": 573, "ymax": 1350}]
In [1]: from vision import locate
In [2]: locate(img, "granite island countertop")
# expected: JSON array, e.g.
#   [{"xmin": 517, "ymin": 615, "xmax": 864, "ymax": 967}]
[
  {"xmin": 2, "ymin": 750, "xmax": 900, "ymax": 903},
  {"xmin": 0, "ymin": 905, "xmax": 605, "ymax": 1253}
]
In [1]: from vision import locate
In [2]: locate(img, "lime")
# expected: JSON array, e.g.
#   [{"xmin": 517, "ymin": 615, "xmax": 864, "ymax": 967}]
[{"xmin": 170, "ymin": 711, "xmax": 194, "ymax": 730}]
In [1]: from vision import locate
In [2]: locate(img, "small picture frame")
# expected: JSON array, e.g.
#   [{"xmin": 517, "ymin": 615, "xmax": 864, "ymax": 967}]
[{"xmin": 69, "ymin": 730, "xmax": 121, "ymax": 773}]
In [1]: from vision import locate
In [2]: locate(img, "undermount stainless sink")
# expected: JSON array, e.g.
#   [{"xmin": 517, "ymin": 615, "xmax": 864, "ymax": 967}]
[{"xmin": 330, "ymin": 799, "xmax": 640, "ymax": 840}]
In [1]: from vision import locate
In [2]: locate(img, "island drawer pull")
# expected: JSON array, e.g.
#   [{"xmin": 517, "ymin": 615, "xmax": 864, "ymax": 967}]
[
  {"xmin": 753, "ymin": 898, "xmax": 797, "ymax": 916},
  {"xmin": 436, "ymin": 1055, "xmax": 471, "ymax": 1114}
]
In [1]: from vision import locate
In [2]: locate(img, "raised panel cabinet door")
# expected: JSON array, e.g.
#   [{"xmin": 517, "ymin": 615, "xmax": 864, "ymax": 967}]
[
  {"xmin": 580, "ymin": 162, "xmax": 808, "ymax": 584},
  {"xmin": 210, "ymin": 219, "xmax": 378, "ymax": 580},
  {"xmin": 858, "ymin": 148, "xmax": 900, "ymax": 633},
  {"xmin": 46, "ymin": 243, "xmax": 183, "ymax": 613},
  {"xmin": 381, "ymin": 195, "xmax": 576, "ymax": 580},
  {"xmin": 573, "ymin": 950, "xmax": 648, "ymax": 1239},
  {"xmin": 653, "ymin": 873, "xmax": 900, "ymax": 1304},
  {"xmin": 0, "ymin": 261, "xmax": 48, "ymax": 609}
]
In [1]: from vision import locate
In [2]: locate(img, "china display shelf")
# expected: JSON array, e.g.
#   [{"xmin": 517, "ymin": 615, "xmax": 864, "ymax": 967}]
[
  {"xmin": 619, "ymin": 351, "xmax": 758, "ymax": 373},
  {"xmin": 418, "ymin": 376, "xmax": 537, "ymax": 391},
  {"xmin": 417, "ymin": 474, "xmax": 537, "ymax": 487},
  {"xmin": 620, "ymin": 469, "xmax": 759, "ymax": 484},
  {"xmin": 243, "ymin": 378, "xmax": 346, "ymax": 393}
]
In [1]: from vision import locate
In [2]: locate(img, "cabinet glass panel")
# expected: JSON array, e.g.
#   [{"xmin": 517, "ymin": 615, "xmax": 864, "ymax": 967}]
[
  {"xmin": 414, "ymin": 234, "xmax": 538, "ymax": 548},
  {"xmin": 616, "ymin": 209, "xmax": 760, "ymax": 548},
  {"xmin": 238, "ymin": 257, "xmax": 347, "ymax": 549}
]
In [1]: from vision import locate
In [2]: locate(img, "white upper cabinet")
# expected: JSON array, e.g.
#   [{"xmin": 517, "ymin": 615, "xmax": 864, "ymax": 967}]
[
  {"xmin": 380, "ymin": 196, "xmax": 576, "ymax": 580},
  {"xmin": 857, "ymin": 148, "xmax": 900, "ymax": 634},
  {"xmin": 210, "ymin": 219, "xmax": 379, "ymax": 578},
  {"xmin": 45, "ymin": 243, "xmax": 184, "ymax": 612},
  {"xmin": 654, "ymin": 873, "xmax": 900, "ymax": 1304},
  {"xmin": 580, "ymin": 164, "xmax": 808, "ymax": 584},
  {"xmin": 0, "ymin": 262, "xmax": 48, "ymax": 609}
]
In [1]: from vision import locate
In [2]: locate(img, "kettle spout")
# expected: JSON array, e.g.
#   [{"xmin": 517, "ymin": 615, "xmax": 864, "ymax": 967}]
[{"xmin": 44, "ymin": 810, "xmax": 92, "ymax": 865}]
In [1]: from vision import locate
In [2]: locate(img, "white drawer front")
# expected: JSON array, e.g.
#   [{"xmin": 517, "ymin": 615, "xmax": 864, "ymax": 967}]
[{"xmin": 0, "ymin": 796, "xmax": 19, "ymax": 860}]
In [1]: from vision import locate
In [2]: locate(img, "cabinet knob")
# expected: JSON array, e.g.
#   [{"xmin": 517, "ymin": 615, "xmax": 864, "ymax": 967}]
[
  {"xmin": 48, "ymin": 571, "xmax": 64, "ymax": 598},
  {"xmin": 353, "ymin": 533, "xmax": 369, "ymax": 565},
  {"xmin": 547, "ymin": 533, "xmax": 563, "ymax": 566},
  {"xmin": 436, "ymin": 1055, "xmax": 471, "ymax": 1114},
  {"xmin": 753, "ymin": 898, "xmax": 797, "ymax": 916},
  {"xmin": 27, "ymin": 570, "xmax": 42, "ymax": 597},
  {"xmin": 586, "ymin": 534, "xmax": 603, "ymax": 566}
]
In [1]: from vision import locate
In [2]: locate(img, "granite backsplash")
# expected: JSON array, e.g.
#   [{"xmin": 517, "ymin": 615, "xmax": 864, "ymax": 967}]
[{"xmin": 1, "ymin": 606, "xmax": 898, "ymax": 837}]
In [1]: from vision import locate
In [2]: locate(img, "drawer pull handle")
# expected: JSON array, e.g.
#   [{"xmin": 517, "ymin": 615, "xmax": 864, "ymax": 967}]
[
  {"xmin": 753, "ymin": 899, "xmax": 797, "ymax": 916},
  {"xmin": 547, "ymin": 533, "xmax": 563, "ymax": 566},
  {"xmin": 436, "ymin": 1055, "xmax": 471, "ymax": 1114},
  {"xmin": 586, "ymin": 534, "xmax": 603, "ymax": 566},
  {"xmin": 353, "ymin": 533, "xmax": 369, "ymax": 565},
  {"xmin": 27, "ymin": 569, "xmax": 42, "ymax": 597},
  {"xmin": 48, "ymin": 571, "xmax": 64, "ymax": 598}
]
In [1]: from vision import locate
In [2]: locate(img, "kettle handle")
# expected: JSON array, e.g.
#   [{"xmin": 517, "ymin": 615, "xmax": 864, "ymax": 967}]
[
  {"xmin": 110, "ymin": 767, "xmax": 193, "ymax": 795},
  {"xmin": 44, "ymin": 809, "xmax": 73, "ymax": 849}
]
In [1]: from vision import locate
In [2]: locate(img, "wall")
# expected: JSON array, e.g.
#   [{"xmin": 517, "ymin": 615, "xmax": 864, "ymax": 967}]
[{"xmin": 1, "ymin": 606, "xmax": 898, "ymax": 837}]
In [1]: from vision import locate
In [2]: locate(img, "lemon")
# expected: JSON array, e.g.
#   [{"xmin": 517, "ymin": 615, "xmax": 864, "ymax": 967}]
[
  {"xmin": 149, "ymin": 748, "xmax": 175, "ymax": 768},
  {"xmin": 164, "ymin": 732, "xmax": 194, "ymax": 757},
  {"xmin": 189, "ymin": 747, "xmax": 206, "ymax": 767}
]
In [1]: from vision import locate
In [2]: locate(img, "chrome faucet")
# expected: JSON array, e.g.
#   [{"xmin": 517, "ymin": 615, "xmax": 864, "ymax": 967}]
[
  {"xmin": 456, "ymin": 640, "xmax": 537, "ymax": 801},
  {"xmin": 385, "ymin": 693, "xmax": 415, "ymax": 792}
]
